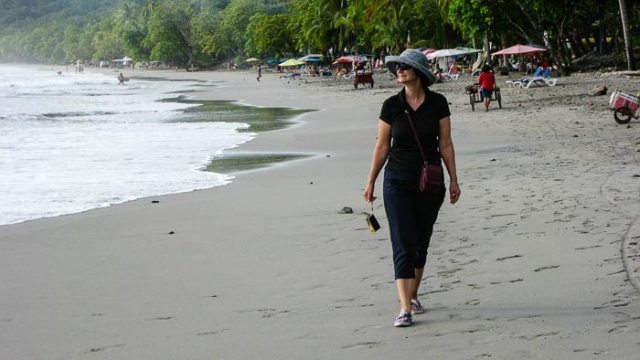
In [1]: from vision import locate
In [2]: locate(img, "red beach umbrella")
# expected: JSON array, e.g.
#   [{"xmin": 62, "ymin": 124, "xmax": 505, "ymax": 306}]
[{"xmin": 333, "ymin": 56, "xmax": 355, "ymax": 64}]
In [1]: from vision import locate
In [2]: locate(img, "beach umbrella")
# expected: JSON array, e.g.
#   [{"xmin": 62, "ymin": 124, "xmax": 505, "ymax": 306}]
[
  {"xmin": 422, "ymin": 48, "xmax": 437, "ymax": 56},
  {"xmin": 332, "ymin": 55, "xmax": 369, "ymax": 65},
  {"xmin": 426, "ymin": 49, "xmax": 467, "ymax": 72},
  {"xmin": 455, "ymin": 47, "xmax": 482, "ymax": 54},
  {"xmin": 266, "ymin": 58, "xmax": 285, "ymax": 65},
  {"xmin": 333, "ymin": 56, "xmax": 354, "ymax": 64},
  {"xmin": 279, "ymin": 58, "xmax": 305, "ymax": 67},
  {"xmin": 426, "ymin": 48, "xmax": 466, "ymax": 60},
  {"xmin": 298, "ymin": 54, "xmax": 324, "ymax": 63},
  {"xmin": 526, "ymin": 43, "xmax": 547, "ymax": 50},
  {"xmin": 491, "ymin": 44, "xmax": 547, "ymax": 56}
]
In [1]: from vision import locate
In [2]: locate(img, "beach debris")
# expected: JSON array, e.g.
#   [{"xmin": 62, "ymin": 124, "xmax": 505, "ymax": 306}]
[
  {"xmin": 151, "ymin": 200, "xmax": 160, "ymax": 203},
  {"xmin": 338, "ymin": 206, "xmax": 354, "ymax": 214},
  {"xmin": 589, "ymin": 85, "xmax": 608, "ymax": 96},
  {"xmin": 632, "ymin": 174, "xmax": 640, "ymax": 178},
  {"xmin": 309, "ymin": 181, "xmax": 313, "ymax": 184},
  {"xmin": 169, "ymin": 231, "xmax": 175, "ymax": 235}
]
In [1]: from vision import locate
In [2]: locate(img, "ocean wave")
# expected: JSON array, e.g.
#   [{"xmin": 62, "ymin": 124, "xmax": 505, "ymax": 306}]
[{"xmin": 42, "ymin": 111, "xmax": 118, "ymax": 118}]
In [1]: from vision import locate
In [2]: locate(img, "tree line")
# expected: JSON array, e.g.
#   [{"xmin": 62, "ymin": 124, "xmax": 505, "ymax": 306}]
[{"xmin": 0, "ymin": 0, "xmax": 636, "ymax": 70}]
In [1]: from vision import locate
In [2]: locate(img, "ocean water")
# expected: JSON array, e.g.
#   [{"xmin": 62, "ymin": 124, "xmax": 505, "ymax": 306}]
[{"xmin": 0, "ymin": 65, "xmax": 255, "ymax": 225}]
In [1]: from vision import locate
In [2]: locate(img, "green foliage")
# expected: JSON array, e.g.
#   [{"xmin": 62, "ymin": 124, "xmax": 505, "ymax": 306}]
[
  {"xmin": 211, "ymin": 0, "xmax": 264, "ymax": 60},
  {"xmin": 0, "ymin": 0, "xmax": 636, "ymax": 67},
  {"xmin": 288, "ymin": 0, "xmax": 333, "ymax": 53},
  {"xmin": 149, "ymin": 41, "xmax": 182, "ymax": 62},
  {"xmin": 0, "ymin": 0, "xmax": 115, "ymax": 31},
  {"xmin": 123, "ymin": 26, "xmax": 149, "ymax": 60},
  {"xmin": 361, "ymin": 0, "xmax": 422, "ymax": 53},
  {"xmin": 144, "ymin": 3, "xmax": 190, "ymax": 64},
  {"xmin": 447, "ymin": 0, "xmax": 493, "ymax": 40},
  {"xmin": 245, "ymin": 13, "xmax": 294, "ymax": 57}
]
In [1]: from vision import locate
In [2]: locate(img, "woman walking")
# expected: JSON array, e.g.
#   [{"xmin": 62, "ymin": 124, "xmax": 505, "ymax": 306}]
[
  {"xmin": 363, "ymin": 49, "xmax": 461, "ymax": 327},
  {"xmin": 477, "ymin": 64, "xmax": 496, "ymax": 111}
]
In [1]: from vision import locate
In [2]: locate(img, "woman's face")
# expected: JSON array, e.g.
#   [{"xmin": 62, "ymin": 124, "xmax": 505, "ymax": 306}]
[{"xmin": 396, "ymin": 64, "xmax": 419, "ymax": 85}]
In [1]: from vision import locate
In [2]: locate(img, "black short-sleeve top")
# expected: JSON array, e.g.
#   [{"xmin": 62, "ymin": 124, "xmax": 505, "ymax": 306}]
[{"xmin": 379, "ymin": 88, "xmax": 451, "ymax": 172}]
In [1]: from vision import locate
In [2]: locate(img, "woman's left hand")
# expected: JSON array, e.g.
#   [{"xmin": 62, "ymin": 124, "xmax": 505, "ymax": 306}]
[
  {"xmin": 363, "ymin": 183, "xmax": 377, "ymax": 203},
  {"xmin": 449, "ymin": 181, "xmax": 461, "ymax": 204}
]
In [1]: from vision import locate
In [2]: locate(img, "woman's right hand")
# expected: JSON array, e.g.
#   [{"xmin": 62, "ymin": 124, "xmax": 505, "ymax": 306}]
[{"xmin": 363, "ymin": 183, "xmax": 376, "ymax": 203}]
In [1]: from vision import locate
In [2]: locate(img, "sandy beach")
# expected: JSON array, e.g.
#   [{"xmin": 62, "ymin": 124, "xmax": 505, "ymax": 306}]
[{"xmin": 1, "ymin": 67, "xmax": 640, "ymax": 359}]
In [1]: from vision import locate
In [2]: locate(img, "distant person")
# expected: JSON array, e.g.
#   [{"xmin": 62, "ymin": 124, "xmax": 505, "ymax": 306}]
[
  {"xmin": 256, "ymin": 63, "xmax": 262, "ymax": 82},
  {"xmin": 476, "ymin": 64, "xmax": 496, "ymax": 112},
  {"xmin": 117, "ymin": 72, "xmax": 126, "ymax": 85},
  {"xmin": 363, "ymin": 49, "xmax": 461, "ymax": 328},
  {"xmin": 432, "ymin": 65, "xmax": 443, "ymax": 83}
]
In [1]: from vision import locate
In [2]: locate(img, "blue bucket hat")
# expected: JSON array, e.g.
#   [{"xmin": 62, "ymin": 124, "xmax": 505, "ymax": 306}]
[{"xmin": 385, "ymin": 49, "xmax": 436, "ymax": 87}]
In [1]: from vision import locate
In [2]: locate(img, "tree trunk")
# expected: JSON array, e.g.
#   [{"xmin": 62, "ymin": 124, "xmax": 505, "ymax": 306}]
[
  {"xmin": 619, "ymin": 0, "xmax": 636, "ymax": 70},
  {"xmin": 598, "ymin": 25, "xmax": 605, "ymax": 54}
]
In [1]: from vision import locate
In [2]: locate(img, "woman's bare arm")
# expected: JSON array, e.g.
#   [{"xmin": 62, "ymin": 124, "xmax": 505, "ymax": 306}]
[
  {"xmin": 363, "ymin": 120, "xmax": 391, "ymax": 203},
  {"xmin": 439, "ymin": 116, "xmax": 461, "ymax": 204}
]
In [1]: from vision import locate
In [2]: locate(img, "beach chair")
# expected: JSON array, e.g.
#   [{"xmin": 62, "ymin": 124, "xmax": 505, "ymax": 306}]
[
  {"xmin": 505, "ymin": 67, "xmax": 542, "ymax": 85},
  {"xmin": 506, "ymin": 67, "xmax": 556, "ymax": 88}
]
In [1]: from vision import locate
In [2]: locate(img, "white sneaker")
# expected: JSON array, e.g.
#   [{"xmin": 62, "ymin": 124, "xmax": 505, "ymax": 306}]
[
  {"xmin": 393, "ymin": 311, "xmax": 412, "ymax": 327},
  {"xmin": 411, "ymin": 299, "xmax": 425, "ymax": 315}
]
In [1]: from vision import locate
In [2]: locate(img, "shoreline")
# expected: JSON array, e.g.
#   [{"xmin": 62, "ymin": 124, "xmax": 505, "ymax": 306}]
[
  {"xmin": 1, "ymin": 67, "xmax": 640, "ymax": 359},
  {"xmin": 0, "ymin": 66, "xmax": 315, "ymax": 226}
]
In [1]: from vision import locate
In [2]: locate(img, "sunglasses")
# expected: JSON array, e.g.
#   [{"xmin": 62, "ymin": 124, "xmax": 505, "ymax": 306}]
[{"xmin": 395, "ymin": 63, "xmax": 413, "ymax": 72}]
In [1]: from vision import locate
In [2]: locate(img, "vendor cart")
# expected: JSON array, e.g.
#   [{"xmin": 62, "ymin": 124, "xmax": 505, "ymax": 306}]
[
  {"xmin": 465, "ymin": 84, "xmax": 502, "ymax": 111},
  {"xmin": 353, "ymin": 73, "xmax": 374, "ymax": 89},
  {"xmin": 609, "ymin": 90, "xmax": 639, "ymax": 124}
]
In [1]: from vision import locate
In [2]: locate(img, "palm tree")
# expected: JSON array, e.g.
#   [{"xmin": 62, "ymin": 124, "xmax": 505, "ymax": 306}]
[
  {"xmin": 116, "ymin": 1, "xmax": 135, "ymax": 27},
  {"xmin": 140, "ymin": 0, "xmax": 155, "ymax": 22},
  {"xmin": 364, "ymin": 0, "xmax": 413, "ymax": 53},
  {"xmin": 618, "ymin": 0, "xmax": 635, "ymax": 70}
]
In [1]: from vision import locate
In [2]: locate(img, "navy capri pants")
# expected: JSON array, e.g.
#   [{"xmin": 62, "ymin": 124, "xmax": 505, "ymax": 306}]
[{"xmin": 383, "ymin": 168, "xmax": 445, "ymax": 279}]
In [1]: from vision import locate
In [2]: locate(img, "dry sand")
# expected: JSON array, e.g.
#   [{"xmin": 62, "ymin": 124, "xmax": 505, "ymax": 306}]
[{"xmin": 1, "ymin": 67, "xmax": 640, "ymax": 359}]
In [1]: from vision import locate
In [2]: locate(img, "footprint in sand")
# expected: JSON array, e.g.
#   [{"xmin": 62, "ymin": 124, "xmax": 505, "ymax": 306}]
[
  {"xmin": 341, "ymin": 341, "xmax": 382, "ymax": 349},
  {"xmin": 533, "ymin": 265, "xmax": 560, "ymax": 272},
  {"xmin": 517, "ymin": 331, "xmax": 560, "ymax": 340},
  {"xmin": 86, "ymin": 344, "xmax": 126, "ymax": 353},
  {"xmin": 496, "ymin": 254, "xmax": 523, "ymax": 262},
  {"xmin": 196, "ymin": 329, "xmax": 229, "ymax": 336},
  {"xmin": 465, "ymin": 298, "xmax": 480, "ymax": 306},
  {"xmin": 575, "ymin": 245, "xmax": 602, "ymax": 251}
]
